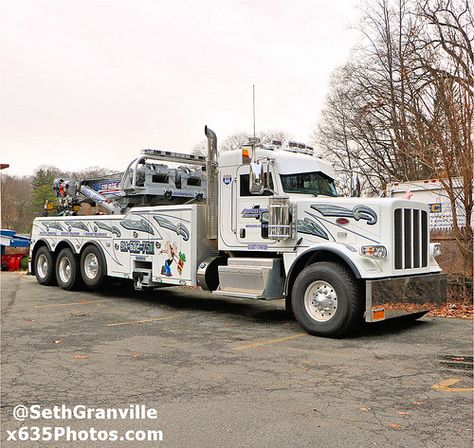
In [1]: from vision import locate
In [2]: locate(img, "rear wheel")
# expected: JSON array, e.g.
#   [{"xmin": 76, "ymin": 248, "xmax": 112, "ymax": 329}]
[
  {"xmin": 80, "ymin": 245, "xmax": 106, "ymax": 289},
  {"xmin": 55, "ymin": 248, "xmax": 81, "ymax": 290},
  {"xmin": 292, "ymin": 261, "xmax": 362, "ymax": 338},
  {"xmin": 34, "ymin": 246, "xmax": 56, "ymax": 285}
]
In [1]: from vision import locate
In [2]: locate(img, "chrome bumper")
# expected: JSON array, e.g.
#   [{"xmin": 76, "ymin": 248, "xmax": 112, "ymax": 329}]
[{"xmin": 365, "ymin": 273, "xmax": 448, "ymax": 322}]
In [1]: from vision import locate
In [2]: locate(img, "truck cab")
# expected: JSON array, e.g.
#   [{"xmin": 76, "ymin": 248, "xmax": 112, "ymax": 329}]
[{"xmin": 218, "ymin": 145, "xmax": 337, "ymax": 251}]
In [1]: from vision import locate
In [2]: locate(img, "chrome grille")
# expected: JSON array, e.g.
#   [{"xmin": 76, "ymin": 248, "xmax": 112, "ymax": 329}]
[{"xmin": 394, "ymin": 208, "xmax": 428, "ymax": 269}]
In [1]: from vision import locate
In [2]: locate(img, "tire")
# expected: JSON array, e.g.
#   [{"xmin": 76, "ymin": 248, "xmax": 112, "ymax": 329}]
[
  {"xmin": 291, "ymin": 261, "xmax": 363, "ymax": 338},
  {"xmin": 34, "ymin": 246, "xmax": 56, "ymax": 286},
  {"xmin": 55, "ymin": 248, "xmax": 81, "ymax": 290},
  {"xmin": 80, "ymin": 245, "xmax": 106, "ymax": 289},
  {"xmin": 285, "ymin": 295, "xmax": 295, "ymax": 319}
]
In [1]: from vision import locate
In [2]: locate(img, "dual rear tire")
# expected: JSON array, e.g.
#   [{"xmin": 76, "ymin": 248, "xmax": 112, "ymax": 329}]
[{"xmin": 34, "ymin": 245, "xmax": 106, "ymax": 290}]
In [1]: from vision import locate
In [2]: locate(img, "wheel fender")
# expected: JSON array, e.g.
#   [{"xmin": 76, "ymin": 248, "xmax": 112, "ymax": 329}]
[
  {"xmin": 32, "ymin": 239, "xmax": 53, "ymax": 254},
  {"xmin": 284, "ymin": 245, "xmax": 363, "ymax": 296},
  {"xmin": 30, "ymin": 240, "xmax": 54, "ymax": 275}
]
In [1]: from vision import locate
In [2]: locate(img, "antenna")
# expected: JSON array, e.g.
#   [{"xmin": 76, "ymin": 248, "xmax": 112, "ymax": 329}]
[{"xmin": 252, "ymin": 84, "xmax": 256, "ymax": 139}]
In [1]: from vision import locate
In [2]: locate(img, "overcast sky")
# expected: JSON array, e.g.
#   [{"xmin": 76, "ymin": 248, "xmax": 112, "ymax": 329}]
[{"xmin": 1, "ymin": 0, "xmax": 360, "ymax": 176}]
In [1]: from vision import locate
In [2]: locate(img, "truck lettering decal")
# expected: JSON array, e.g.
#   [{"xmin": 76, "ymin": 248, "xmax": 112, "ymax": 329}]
[
  {"xmin": 120, "ymin": 240, "xmax": 155, "ymax": 255},
  {"xmin": 39, "ymin": 231, "xmax": 57, "ymax": 236},
  {"xmin": 84, "ymin": 232, "xmax": 108, "ymax": 238},
  {"xmin": 153, "ymin": 216, "xmax": 189, "ymax": 241},
  {"xmin": 241, "ymin": 208, "xmax": 269, "ymax": 219},
  {"xmin": 247, "ymin": 243, "xmax": 268, "ymax": 250},
  {"xmin": 310, "ymin": 204, "xmax": 377, "ymax": 225},
  {"xmin": 120, "ymin": 218, "xmax": 155, "ymax": 235}
]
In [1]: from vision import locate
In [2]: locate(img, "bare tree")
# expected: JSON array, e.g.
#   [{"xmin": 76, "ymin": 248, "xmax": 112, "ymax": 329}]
[
  {"xmin": 219, "ymin": 132, "xmax": 250, "ymax": 152},
  {"xmin": 315, "ymin": 0, "xmax": 473, "ymax": 277},
  {"xmin": 191, "ymin": 130, "xmax": 293, "ymax": 157},
  {"xmin": 404, "ymin": 0, "xmax": 474, "ymax": 277},
  {"xmin": 191, "ymin": 139, "xmax": 208, "ymax": 157},
  {"xmin": 219, "ymin": 130, "xmax": 292, "ymax": 152}
]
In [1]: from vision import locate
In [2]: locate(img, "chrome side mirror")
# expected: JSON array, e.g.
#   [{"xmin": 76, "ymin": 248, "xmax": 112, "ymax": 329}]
[{"xmin": 249, "ymin": 161, "xmax": 264, "ymax": 194}]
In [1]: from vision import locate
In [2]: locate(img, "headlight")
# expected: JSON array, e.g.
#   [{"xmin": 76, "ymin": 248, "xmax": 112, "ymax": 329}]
[
  {"xmin": 360, "ymin": 245, "xmax": 388, "ymax": 259},
  {"xmin": 430, "ymin": 243, "xmax": 442, "ymax": 257}
]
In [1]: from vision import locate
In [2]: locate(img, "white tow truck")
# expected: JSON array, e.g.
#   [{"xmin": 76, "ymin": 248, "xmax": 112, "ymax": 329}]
[{"xmin": 30, "ymin": 127, "xmax": 447, "ymax": 337}]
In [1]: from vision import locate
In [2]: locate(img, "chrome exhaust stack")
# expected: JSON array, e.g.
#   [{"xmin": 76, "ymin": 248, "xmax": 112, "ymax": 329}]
[{"xmin": 205, "ymin": 126, "xmax": 218, "ymax": 239}]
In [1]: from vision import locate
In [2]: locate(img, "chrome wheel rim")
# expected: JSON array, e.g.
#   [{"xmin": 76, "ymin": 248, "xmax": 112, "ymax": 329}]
[
  {"xmin": 37, "ymin": 254, "xmax": 48, "ymax": 278},
  {"xmin": 304, "ymin": 280, "xmax": 338, "ymax": 322},
  {"xmin": 84, "ymin": 253, "xmax": 99, "ymax": 280},
  {"xmin": 58, "ymin": 257, "xmax": 72, "ymax": 283}
]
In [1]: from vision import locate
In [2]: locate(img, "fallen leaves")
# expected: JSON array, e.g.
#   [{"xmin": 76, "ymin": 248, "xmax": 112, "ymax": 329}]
[
  {"xmin": 428, "ymin": 302, "xmax": 473, "ymax": 320},
  {"xmin": 72, "ymin": 355, "xmax": 88, "ymax": 360},
  {"xmin": 389, "ymin": 424, "xmax": 401, "ymax": 429},
  {"xmin": 52, "ymin": 339, "xmax": 63, "ymax": 344},
  {"xmin": 70, "ymin": 312, "xmax": 90, "ymax": 317},
  {"xmin": 383, "ymin": 301, "xmax": 473, "ymax": 320}
]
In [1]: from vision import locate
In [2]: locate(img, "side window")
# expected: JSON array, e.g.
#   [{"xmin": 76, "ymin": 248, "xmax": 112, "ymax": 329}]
[{"xmin": 239, "ymin": 174, "xmax": 274, "ymax": 197}]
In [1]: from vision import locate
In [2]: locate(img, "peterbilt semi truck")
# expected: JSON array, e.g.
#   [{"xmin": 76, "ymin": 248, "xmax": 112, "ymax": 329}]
[{"xmin": 29, "ymin": 127, "xmax": 447, "ymax": 337}]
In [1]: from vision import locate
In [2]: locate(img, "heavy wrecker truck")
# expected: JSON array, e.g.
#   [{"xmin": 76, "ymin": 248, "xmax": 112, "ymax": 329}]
[{"xmin": 30, "ymin": 127, "xmax": 447, "ymax": 337}]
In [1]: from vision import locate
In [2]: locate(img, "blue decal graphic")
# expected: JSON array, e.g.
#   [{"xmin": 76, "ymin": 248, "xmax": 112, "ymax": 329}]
[
  {"xmin": 297, "ymin": 218, "xmax": 329, "ymax": 240},
  {"xmin": 94, "ymin": 221, "xmax": 121, "ymax": 237},
  {"xmin": 154, "ymin": 216, "xmax": 189, "ymax": 241},
  {"xmin": 120, "ymin": 218, "xmax": 155, "ymax": 235},
  {"xmin": 311, "ymin": 204, "xmax": 377, "ymax": 225}
]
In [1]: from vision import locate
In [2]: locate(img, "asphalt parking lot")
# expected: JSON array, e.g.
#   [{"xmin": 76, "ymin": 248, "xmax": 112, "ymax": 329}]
[{"xmin": 1, "ymin": 271, "xmax": 473, "ymax": 447}]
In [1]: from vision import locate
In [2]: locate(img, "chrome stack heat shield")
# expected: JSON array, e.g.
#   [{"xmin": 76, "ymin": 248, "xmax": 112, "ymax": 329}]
[{"xmin": 205, "ymin": 126, "xmax": 218, "ymax": 240}]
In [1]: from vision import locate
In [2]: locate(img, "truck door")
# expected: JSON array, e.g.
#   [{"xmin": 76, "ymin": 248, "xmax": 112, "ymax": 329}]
[{"xmin": 236, "ymin": 165, "xmax": 275, "ymax": 246}]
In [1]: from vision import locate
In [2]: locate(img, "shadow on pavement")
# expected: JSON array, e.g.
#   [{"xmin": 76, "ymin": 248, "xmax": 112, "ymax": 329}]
[{"xmin": 95, "ymin": 281, "xmax": 431, "ymax": 337}]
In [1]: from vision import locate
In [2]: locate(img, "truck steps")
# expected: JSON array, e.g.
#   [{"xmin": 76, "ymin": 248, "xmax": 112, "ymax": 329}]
[{"xmin": 214, "ymin": 258, "xmax": 284, "ymax": 300}]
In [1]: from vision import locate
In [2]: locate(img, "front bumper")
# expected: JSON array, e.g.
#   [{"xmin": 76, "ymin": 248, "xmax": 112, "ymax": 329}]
[{"xmin": 365, "ymin": 273, "xmax": 447, "ymax": 322}]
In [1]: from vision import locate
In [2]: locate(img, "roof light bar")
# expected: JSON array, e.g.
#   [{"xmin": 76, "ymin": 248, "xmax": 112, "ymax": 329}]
[{"xmin": 141, "ymin": 149, "xmax": 207, "ymax": 166}]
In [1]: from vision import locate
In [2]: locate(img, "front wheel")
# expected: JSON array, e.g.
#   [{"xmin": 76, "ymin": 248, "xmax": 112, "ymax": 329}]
[{"xmin": 291, "ymin": 261, "xmax": 363, "ymax": 338}]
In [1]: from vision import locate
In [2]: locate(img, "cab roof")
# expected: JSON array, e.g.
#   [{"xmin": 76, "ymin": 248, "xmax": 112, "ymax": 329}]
[{"xmin": 218, "ymin": 147, "xmax": 336, "ymax": 180}]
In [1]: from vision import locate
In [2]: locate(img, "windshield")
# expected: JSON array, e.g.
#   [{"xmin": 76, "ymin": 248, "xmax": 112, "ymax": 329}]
[{"xmin": 280, "ymin": 171, "xmax": 337, "ymax": 197}]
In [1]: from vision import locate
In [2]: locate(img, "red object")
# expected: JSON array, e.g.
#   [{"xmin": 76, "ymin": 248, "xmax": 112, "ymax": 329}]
[
  {"xmin": 1, "ymin": 254, "xmax": 24, "ymax": 271},
  {"xmin": 336, "ymin": 218, "xmax": 350, "ymax": 225}
]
